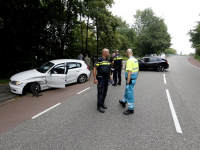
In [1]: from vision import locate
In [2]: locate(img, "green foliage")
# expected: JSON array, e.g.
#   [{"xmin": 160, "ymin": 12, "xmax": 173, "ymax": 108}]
[
  {"xmin": 194, "ymin": 55, "xmax": 200, "ymax": 62},
  {"xmin": 164, "ymin": 48, "xmax": 177, "ymax": 54},
  {"xmin": 133, "ymin": 8, "xmax": 171, "ymax": 56},
  {"xmin": 189, "ymin": 53, "xmax": 195, "ymax": 56},
  {"xmin": 0, "ymin": 78, "xmax": 10, "ymax": 84},
  {"xmin": 188, "ymin": 21, "xmax": 200, "ymax": 55},
  {"xmin": 0, "ymin": 2, "xmax": 171, "ymax": 79}
]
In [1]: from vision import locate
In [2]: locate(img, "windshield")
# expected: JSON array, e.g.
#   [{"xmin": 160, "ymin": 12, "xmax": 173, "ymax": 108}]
[{"xmin": 36, "ymin": 62, "xmax": 54, "ymax": 73}]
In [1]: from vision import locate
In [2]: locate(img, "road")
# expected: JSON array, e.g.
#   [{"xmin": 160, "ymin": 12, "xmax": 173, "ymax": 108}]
[{"xmin": 1, "ymin": 56, "xmax": 200, "ymax": 149}]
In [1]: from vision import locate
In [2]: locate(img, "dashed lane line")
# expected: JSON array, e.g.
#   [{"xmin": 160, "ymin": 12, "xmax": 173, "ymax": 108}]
[
  {"xmin": 32, "ymin": 103, "xmax": 61, "ymax": 119},
  {"xmin": 166, "ymin": 89, "xmax": 182, "ymax": 134},
  {"xmin": 163, "ymin": 74, "xmax": 167, "ymax": 84},
  {"xmin": 77, "ymin": 87, "xmax": 90, "ymax": 94}
]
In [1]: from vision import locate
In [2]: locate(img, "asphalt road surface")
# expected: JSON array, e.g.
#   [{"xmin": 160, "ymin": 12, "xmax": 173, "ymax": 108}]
[{"xmin": 1, "ymin": 56, "xmax": 200, "ymax": 149}]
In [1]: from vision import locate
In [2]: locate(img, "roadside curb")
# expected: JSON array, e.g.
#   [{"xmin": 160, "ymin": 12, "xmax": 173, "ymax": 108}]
[{"xmin": 186, "ymin": 57, "xmax": 200, "ymax": 69}]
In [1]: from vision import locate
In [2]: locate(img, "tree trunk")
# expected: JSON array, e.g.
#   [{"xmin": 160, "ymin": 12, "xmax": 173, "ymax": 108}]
[
  {"xmin": 97, "ymin": 23, "xmax": 98, "ymax": 58},
  {"xmin": 86, "ymin": 14, "xmax": 89, "ymax": 54}
]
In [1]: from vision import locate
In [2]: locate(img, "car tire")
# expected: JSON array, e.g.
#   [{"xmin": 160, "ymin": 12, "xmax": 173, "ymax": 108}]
[
  {"xmin": 78, "ymin": 74, "xmax": 87, "ymax": 83},
  {"xmin": 157, "ymin": 66, "xmax": 164, "ymax": 72},
  {"xmin": 30, "ymin": 82, "xmax": 41, "ymax": 95}
]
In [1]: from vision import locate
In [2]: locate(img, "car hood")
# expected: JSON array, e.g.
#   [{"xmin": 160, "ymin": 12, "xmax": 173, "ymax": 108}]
[{"xmin": 10, "ymin": 69, "xmax": 45, "ymax": 81}]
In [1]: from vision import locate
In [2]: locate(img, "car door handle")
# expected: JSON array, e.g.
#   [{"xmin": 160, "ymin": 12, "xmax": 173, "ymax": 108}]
[
  {"xmin": 60, "ymin": 78, "xmax": 65, "ymax": 79},
  {"xmin": 76, "ymin": 71, "xmax": 79, "ymax": 72}
]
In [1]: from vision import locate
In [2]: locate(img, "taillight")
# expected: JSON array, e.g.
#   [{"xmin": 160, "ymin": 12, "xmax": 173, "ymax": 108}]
[
  {"xmin": 87, "ymin": 66, "xmax": 89, "ymax": 70},
  {"xmin": 165, "ymin": 61, "xmax": 168, "ymax": 64}
]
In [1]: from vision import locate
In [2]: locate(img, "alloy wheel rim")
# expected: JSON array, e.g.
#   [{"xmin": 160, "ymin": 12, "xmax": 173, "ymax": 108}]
[{"xmin": 80, "ymin": 75, "xmax": 86, "ymax": 82}]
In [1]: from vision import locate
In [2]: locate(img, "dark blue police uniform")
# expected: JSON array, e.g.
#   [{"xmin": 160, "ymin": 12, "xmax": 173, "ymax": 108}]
[
  {"xmin": 113, "ymin": 54, "xmax": 123, "ymax": 85},
  {"xmin": 94, "ymin": 57, "xmax": 111, "ymax": 108}
]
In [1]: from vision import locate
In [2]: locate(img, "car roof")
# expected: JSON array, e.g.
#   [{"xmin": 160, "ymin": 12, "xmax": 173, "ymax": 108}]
[{"xmin": 49, "ymin": 59, "xmax": 84, "ymax": 65}]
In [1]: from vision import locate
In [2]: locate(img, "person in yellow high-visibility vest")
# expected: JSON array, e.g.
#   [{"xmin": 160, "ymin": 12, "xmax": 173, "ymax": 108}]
[{"xmin": 119, "ymin": 49, "xmax": 139, "ymax": 115}]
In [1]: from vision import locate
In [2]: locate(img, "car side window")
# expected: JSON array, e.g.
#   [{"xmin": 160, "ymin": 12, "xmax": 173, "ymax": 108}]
[
  {"xmin": 139, "ymin": 59, "xmax": 144, "ymax": 62},
  {"xmin": 67, "ymin": 63, "xmax": 82, "ymax": 69},
  {"xmin": 52, "ymin": 63, "xmax": 66, "ymax": 74},
  {"xmin": 149, "ymin": 58, "xmax": 157, "ymax": 62},
  {"xmin": 144, "ymin": 58, "xmax": 150, "ymax": 62}
]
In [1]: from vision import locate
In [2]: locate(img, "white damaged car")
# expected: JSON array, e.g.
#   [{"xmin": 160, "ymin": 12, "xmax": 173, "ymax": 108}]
[{"xmin": 9, "ymin": 59, "xmax": 90, "ymax": 95}]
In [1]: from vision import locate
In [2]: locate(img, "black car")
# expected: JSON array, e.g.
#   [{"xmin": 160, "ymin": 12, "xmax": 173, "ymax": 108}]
[{"xmin": 138, "ymin": 56, "xmax": 169, "ymax": 72}]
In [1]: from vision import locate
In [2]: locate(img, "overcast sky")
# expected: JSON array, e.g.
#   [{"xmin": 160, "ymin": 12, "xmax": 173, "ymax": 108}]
[{"xmin": 110, "ymin": 0, "xmax": 200, "ymax": 55}]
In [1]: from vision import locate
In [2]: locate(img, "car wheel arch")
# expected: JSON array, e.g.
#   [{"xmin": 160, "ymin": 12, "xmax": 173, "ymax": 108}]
[{"xmin": 22, "ymin": 81, "xmax": 41, "ymax": 95}]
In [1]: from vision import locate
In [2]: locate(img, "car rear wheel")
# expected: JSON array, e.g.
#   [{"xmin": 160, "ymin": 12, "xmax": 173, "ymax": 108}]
[
  {"xmin": 157, "ymin": 66, "xmax": 164, "ymax": 72},
  {"xmin": 30, "ymin": 82, "xmax": 41, "ymax": 95},
  {"xmin": 78, "ymin": 74, "xmax": 87, "ymax": 83}
]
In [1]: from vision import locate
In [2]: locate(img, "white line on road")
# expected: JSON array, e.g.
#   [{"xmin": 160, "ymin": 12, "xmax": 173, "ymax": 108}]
[
  {"xmin": 77, "ymin": 87, "xmax": 90, "ymax": 94},
  {"xmin": 166, "ymin": 89, "xmax": 182, "ymax": 133},
  {"xmin": 32, "ymin": 103, "xmax": 61, "ymax": 119},
  {"xmin": 163, "ymin": 74, "xmax": 167, "ymax": 84}
]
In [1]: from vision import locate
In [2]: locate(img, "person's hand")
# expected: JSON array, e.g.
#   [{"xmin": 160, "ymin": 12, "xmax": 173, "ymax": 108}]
[
  {"xmin": 94, "ymin": 79, "xmax": 98, "ymax": 84},
  {"xmin": 126, "ymin": 84, "xmax": 129, "ymax": 90},
  {"xmin": 110, "ymin": 77, "xmax": 113, "ymax": 81}
]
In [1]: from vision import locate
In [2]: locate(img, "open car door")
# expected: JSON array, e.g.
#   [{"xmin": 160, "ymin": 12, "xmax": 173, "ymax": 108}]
[{"xmin": 45, "ymin": 63, "xmax": 68, "ymax": 88}]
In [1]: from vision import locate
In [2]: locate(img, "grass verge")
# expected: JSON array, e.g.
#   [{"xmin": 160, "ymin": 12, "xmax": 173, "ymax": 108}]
[{"xmin": 0, "ymin": 79, "xmax": 10, "ymax": 84}]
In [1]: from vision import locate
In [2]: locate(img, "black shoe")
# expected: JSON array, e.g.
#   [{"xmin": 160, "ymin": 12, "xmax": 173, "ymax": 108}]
[
  {"xmin": 117, "ymin": 83, "xmax": 121, "ymax": 85},
  {"xmin": 112, "ymin": 83, "xmax": 117, "ymax": 86},
  {"xmin": 102, "ymin": 104, "xmax": 107, "ymax": 109},
  {"xmin": 119, "ymin": 100, "xmax": 126, "ymax": 107},
  {"xmin": 123, "ymin": 109, "xmax": 134, "ymax": 115},
  {"xmin": 97, "ymin": 107, "xmax": 105, "ymax": 113}
]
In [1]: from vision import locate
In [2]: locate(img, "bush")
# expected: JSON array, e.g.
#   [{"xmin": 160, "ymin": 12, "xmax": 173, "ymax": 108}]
[{"xmin": 194, "ymin": 55, "xmax": 200, "ymax": 62}]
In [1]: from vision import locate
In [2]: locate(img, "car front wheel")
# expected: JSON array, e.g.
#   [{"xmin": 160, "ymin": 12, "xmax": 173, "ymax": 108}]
[
  {"xmin": 157, "ymin": 66, "xmax": 164, "ymax": 72},
  {"xmin": 78, "ymin": 74, "xmax": 87, "ymax": 83},
  {"xmin": 30, "ymin": 82, "xmax": 41, "ymax": 95}
]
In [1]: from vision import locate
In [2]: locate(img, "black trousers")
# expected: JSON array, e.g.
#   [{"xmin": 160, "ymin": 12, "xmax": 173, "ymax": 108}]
[
  {"xmin": 97, "ymin": 77, "xmax": 109, "ymax": 107},
  {"xmin": 114, "ymin": 66, "xmax": 122, "ymax": 84}
]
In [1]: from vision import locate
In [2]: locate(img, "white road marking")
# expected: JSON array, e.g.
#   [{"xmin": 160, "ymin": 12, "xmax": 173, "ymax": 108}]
[
  {"xmin": 163, "ymin": 74, "xmax": 167, "ymax": 84},
  {"xmin": 32, "ymin": 103, "xmax": 61, "ymax": 119},
  {"xmin": 77, "ymin": 87, "xmax": 90, "ymax": 94},
  {"xmin": 166, "ymin": 89, "xmax": 182, "ymax": 133}
]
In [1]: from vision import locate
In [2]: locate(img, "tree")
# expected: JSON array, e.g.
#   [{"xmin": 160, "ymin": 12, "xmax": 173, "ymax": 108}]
[
  {"xmin": 165, "ymin": 48, "xmax": 177, "ymax": 54},
  {"xmin": 133, "ymin": 8, "xmax": 171, "ymax": 56},
  {"xmin": 188, "ymin": 21, "xmax": 200, "ymax": 56},
  {"xmin": 0, "ymin": 0, "xmax": 137, "ymax": 79}
]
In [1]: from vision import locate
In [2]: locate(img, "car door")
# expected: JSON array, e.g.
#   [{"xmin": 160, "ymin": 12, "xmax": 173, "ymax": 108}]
[
  {"xmin": 45, "ymin": 63, "xmax": 67, "ymax": 88},
  {"xmin": 143, "ymin": 58, "xmax": 150, "ymax": 69},
  {"xmin": 138, "ymin": 59, "xmax": 145, "ymax": 69},
  {"xmin": 66, "ymin": 62, "xmax": 82, "ymax": 84},
  {"xmin": 149, "ymin": 58, "xmax": 158, "ymax": 69}
]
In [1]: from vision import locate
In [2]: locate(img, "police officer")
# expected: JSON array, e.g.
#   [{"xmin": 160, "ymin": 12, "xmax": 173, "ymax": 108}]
[
  {"xmin": 93, "ymin": 49, "xmax": 113, "ymax": 113},
  {"xmin": 112, "ymin": 50, "xmax": 123, "ymax": 86},
  {"xmin": 119, "ymin": 49, "xmax": 139, "ymax": 115},
  {"xmin": 109, "ymin": 53, "xmax": 115, "ymax": 80}
]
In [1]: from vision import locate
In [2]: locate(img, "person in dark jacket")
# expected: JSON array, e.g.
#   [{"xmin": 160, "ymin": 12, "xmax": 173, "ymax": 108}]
[
  {"xmin": 109, "ymin": 53, "xmax": 115, "ymax": 80},
  {"xmin": 93, "ymin": 49, "xmax": 113, "ymax": 113},
  {"xmin": 112, "ymin": 50, "xmax": 123, "ymax": 86}
]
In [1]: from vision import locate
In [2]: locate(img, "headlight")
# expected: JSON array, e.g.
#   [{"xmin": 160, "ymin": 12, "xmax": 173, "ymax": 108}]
[
  {"xmin": 16, "ymin": 81, "xmax": 23, "ymax": 85},
  {"xmin": 11, "ymin": 81, "xmax": 23, "ymax": 85}
]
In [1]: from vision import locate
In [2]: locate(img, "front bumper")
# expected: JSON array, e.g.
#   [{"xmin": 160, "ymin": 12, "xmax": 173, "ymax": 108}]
[{"xmin": 9, "ymin": 82, "xmax": 25, "ymax": 94}]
